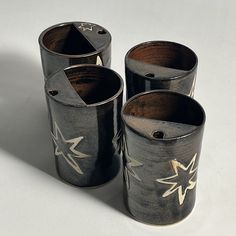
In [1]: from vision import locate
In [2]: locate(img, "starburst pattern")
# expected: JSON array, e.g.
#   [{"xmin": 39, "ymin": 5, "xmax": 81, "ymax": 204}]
[
  {"xmin": 156, "ymin": 153, "xmax": 198, "ymax": 205},
  {"xmin": 112, "ymin": 129, "xmax": 123, "ymax": 154},
  {"xmin": 189, "ymin": 75, "xmax": 196, "ymax": 97},
  {"xmin": 123, "ymin": 138, "xmax": 143, "ymax": 189},
  {"xmin": 78, "ymin": 23, "xmax": 96, "ymax": 31},
  {"xmin": 96, "ymin": 55, "xmax": 103, "ymax": 66},
  {"xmin": 51, "ymin": 122, "xmax": 90, "ymax": 175}
]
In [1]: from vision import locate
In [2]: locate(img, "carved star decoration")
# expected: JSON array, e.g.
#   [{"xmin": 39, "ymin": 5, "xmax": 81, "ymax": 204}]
[
  {"xmin": 189, "ymin": 75, "xmax": 196, "ymax": 97},
  {"xmin": 96, "ymin": 55, "xmax": 103, "ymax": 66},
  {"xmin": 78, "ymin": 23, "xmax": 96, "ymax": 31},
  {"xmin": 112, "ymin": 129, "xmax": 123, "ymax": 154},
  {"xmin": 123, "ymin": 138, "xmax": 143, "ymax": 189},
  {"xmin": 51, "ymin": 122, "xmax": 90, "ymax": 175},
  {"xmin": 156, "ymin": 153, "xmax": 198, "ymax": 205}
]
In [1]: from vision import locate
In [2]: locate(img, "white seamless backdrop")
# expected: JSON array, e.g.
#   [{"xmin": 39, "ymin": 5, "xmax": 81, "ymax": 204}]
[{"xmin": 0, "ymin": 0, "xmax": 235, "ymax": 235}]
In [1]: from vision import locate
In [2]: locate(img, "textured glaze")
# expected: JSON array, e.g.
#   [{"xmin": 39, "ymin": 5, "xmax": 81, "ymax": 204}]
[
  {"xmin": 39, "ymin": 21, "xmax": 111, "ymax": 79},
  {"xmin": 45, "ymin": 65, "xmax": 123, "ymax": 187},
  {"xmin": 125, "ymin": 41, "xmax": 198, "ymax": 99},
  {"xmin": 121, "ymin": 91, "xmax": 205, "ymax": 225}
]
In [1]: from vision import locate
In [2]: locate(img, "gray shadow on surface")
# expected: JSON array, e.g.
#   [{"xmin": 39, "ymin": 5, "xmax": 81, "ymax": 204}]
[{"xmin": 0, "ymin": 52, "xmax": 128, "ymax": 216}]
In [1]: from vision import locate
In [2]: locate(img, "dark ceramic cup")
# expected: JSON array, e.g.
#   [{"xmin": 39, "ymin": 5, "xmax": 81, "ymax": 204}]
[
  {"xmin": 121, "ymin": 90, "xmax": 205, "ymax": 225},
  {"xmin": 125, "ymin": 41, "xmax": 198, "ymax": 99},
  {"xmin": 45, "ymin": 65, "xmax": 123, "ymax": 187},
  {"xmin": 39, "ymin": 21, "xmax": 111, "ymax": 79}
]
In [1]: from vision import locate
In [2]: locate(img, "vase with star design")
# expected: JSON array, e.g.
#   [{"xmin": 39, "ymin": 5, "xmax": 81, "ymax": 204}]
[
  {"xmin": 45, "ymin": 65, "xmax": 123, "ymax": 187},
  {"xmin": 39, "ymin": 21, "xmax": 111, "ymax": 79},
  {"xmin": 125, "ymin": 41, "xmax": 198, "ymax": 99},
  {"xmin": 121, "ymin": 90, "xmax": 205, "ymax": 225}
]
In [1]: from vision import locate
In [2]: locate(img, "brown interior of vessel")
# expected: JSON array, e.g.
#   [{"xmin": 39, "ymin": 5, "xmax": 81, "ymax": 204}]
[
  {"xmin": 123, "ymin": 92, "xmax": 204, "ymax": 126},
  {"xmin": 128, "ymin": 42, "xmax": 197, "ymax": 71},
  {"xmin": 64, "ymin": 67, "xmax": 121, "ymax": 104},
  {"xmin": 42, "ymin": 24, "xmax": 96, "ymax": 55}
]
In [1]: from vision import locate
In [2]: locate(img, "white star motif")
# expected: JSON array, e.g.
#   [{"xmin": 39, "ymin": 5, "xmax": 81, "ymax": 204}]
[
  {"xmin": 78, "ymin": 23, "xmax": 96, "ymax": 31},
  {"xmin": 51, "ymin": 122, "xmax": 90, "ymax": 175},
  {"xmin": 123, "ymin": 138, "xmax": 143, "ymax": 189},
  {"xmin": 156, "ymin": 153, "xmax": 198, "ymax": 205},
  {"xmin": 96, "ymin": 55, "xmax": 103, "ymax": 66},
  {"xmin": 189, "ymin": 75, "xmax": 196, "ymax": 97},
  {"xmin": 112, "ymin": 129, "xmax": 123, "ymax": 154}
]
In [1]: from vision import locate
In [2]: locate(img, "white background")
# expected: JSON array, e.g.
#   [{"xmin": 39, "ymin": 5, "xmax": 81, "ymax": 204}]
[{"xmin": 0, "ymin": 0, "xmax": 235, "ymax": 235}]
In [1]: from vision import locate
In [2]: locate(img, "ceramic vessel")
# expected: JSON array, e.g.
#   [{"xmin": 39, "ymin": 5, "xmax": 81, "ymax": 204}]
[
  {"xmin": 39, "ymin": 21, "xmax": 111, "ymax": 79},
  {"xmin": 121, "ymin": 90, "xmax": 205, "ymax": 225},
  {"xmin": 125, "ymin": 41, "xmax": 198, "ymax": 98},
  {"xmin": 45, "ymin": 65, "xmax": 123, "ymax": 187}
]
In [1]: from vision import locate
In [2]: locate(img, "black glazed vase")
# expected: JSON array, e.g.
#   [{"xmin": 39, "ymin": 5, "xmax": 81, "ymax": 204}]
[
  {"xmin": 121, "ymin": 90, "xmax": 205, "ymax": 225},
  {"xmin": 45, "ymin": 65, "xmax": 123, "ymax": 187}
]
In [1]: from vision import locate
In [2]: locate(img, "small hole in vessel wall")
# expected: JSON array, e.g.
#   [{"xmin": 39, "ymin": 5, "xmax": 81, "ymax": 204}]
[
  {"xmin": 98, "ymin": 29, "xmax": 106, "ymax": 34},
  {"xmin": 153, "ymin": 131, "xmax": 164, "ymax": 139},
  {"xmin": 145, "ymin": 73, "xmax": 155, "ymax": 78},
  {"xmin": 49, "ymin": 90, "xmax": 58, "ymax": 96}
]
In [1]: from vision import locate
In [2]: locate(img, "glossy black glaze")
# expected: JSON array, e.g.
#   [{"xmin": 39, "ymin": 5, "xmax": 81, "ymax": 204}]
[
  {"xmin": 45, "ymin": 65, "xmax": 123, "ymax": 187},
  {"xmin": 125, "ymin": 41, "xmax": 198, "ymax": 99},
  {"xmin": 39, "ymin": 21, "xmax": 111, "ymax": 79},
  {"xmin": 121, "ymin": 90, "xmax": 205, "ymax": 225}
]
